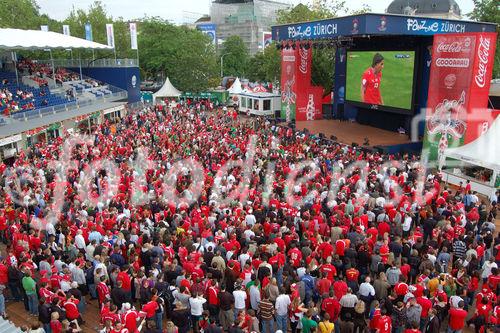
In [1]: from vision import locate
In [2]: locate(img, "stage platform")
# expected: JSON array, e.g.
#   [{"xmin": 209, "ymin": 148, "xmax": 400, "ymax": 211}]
[{"xmin": 294, "ymin": 119, "xmax": 411, "ymax": 147}]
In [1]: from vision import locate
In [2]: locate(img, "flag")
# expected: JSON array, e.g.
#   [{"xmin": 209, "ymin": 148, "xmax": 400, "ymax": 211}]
[
  {"xmin": 130, "ymin": 22, "xmax": 138, "ymax": 50},
  {"xmin": 62, "ymin": 25, "xmax": 70, "ymax": 36},
  {"xmin": 40, "ymin": 25, "xmax": 48, "ymax": 32},
  {"xmin": 106, "ymin": 23, "xmax": 115, "ymax": 48},
  {"xmin": 85, "ymin": 23, "xmax": 93, "ymax": 41}
]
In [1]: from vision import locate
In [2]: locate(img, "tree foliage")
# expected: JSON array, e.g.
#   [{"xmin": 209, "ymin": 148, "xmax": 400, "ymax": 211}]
[
  {"xmin": 220, "ymin": 35, "xmax": 249, "ymax": 78},
  {"xmin": 0, "ymin": 0, "xmax": 42, "ymax": 29},
  {"xmin": 274, "ymin": 1, "xmax": 346, "ymax": 94},
  {"xmin": 139, "ymin": 18, "xmax": 218, "ymax": 92},
  {"xmin": 469, "ymin": 0, "xmax": 500, "ymax": 78},
  {"xmin": 247, "ymin": 42, "xmax": 281, "ymax": 83}
]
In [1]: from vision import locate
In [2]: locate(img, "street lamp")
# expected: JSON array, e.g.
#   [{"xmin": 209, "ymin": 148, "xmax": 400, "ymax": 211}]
[{"xmin": 220, "ymin": 53, "xmax": 228, "ymax": 78}]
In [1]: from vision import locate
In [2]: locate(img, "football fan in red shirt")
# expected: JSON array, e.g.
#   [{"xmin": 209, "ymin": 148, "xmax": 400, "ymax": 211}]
[
  {"xmin": 377, "ymin": 309, "xmax": 392, "ymax": 333},
  {"xmin": 361, "ymin": 53, "xmax": 384, "ymax": 105}
]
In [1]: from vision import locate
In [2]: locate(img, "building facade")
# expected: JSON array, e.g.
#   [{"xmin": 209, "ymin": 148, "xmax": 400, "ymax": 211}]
[
  {"xmin": 209, "ymin": 0, "xmax": 290, "ymax": 55},
  {"xmin": 386, "ymin": 0, "xmax": 462, "ymax": 19}
]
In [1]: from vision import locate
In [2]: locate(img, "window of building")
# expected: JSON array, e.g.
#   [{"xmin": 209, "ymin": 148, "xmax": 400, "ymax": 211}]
[{"xmin": 263, "ymin": 99, "xmax": 271, "ymax": 111}]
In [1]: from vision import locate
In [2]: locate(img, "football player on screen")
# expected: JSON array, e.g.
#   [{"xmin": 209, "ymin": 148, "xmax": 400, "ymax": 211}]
[{"xmin": 361, "ymin": 53, "xmax": 384, "ymax": 106}]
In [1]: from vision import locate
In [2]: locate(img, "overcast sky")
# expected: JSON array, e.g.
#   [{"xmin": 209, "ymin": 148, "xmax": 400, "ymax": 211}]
[{"xmin": 36, "ymin": 0, "xmax": 476, "ymax": 24}]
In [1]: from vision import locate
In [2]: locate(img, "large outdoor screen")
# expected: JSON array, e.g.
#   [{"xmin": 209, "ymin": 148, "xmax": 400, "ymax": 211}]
[{"xmin": 345, "ymin": 50, "xmax": 416, "ymax": 112}]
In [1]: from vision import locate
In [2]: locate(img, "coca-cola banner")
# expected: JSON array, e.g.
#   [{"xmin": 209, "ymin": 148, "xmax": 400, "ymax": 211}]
[
  {"xmin": 423, "ymin": 32, "xmax": 497, "ymax": 168},
  {"xmin": 280, "ymin": 48, "xmax": 297, "ymax": 121},
  {"xmin": 466, "ymin": 32, "xmax": 497, "ymax": 144},
  {"xmin": 295, "ymin": 44, "xmax": 313, "ymax": 121}
]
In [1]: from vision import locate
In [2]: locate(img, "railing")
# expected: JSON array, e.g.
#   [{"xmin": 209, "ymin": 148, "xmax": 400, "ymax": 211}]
[
  {"xmin": 35, "ymin": 58, "xmax": 138, "ymax": 68},
  {"xmin": 2, "ymin": 90, "xmax": 128, "ymax": 124}
]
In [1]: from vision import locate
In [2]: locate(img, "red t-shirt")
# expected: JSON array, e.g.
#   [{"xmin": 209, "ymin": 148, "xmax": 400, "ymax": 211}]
[
  {"xmin": 449, "ymin": 308, "xmax": 468, "ymax": 330},
  {"xmin": 63, "ymin": 299, "xmax": 80, "ymax": 320},
  {"xmin": 117, "ymin": 271, "xmax": 132, "ymax": 291},
  {"xmin": 142, "ymin": 301, "xmax": 159, "ymax": 318},
  {"xmin": 362, "ymin": 67, "xmax": 382, "ymax": 105},
  {"xmin": 50, "ymin": 320, "xmax": 62, "ymax": 333},
  {"xmin": 288, "ymin": 248, "xmax": 302, "ymax": 267},
  {"xmin": 319, "ymin": 264, "xmax": 337, "ymax": 281},
  {"xmin": 417, "ymin": 296, "xmax": 432, "ymax": 318},
  {"xmin": 377, "ymin": 315, "xmax": 392, "ymax": 333},
  {"xmin": 379, "ymin": 245, "xmax": 389, "ymax": 264},
  {"xmin": 123, "ymin": 310, "xmax": 140, "ymax": 332},
  {"xmin": 322, "ymin": 297, "xmax": 341, "ymax": 321},
  {"xmin": 333, "ymin": 280, "xmax": 348, "ymax": 300},
  {"xmin": 346, "ymin": 268, "xmax": 359, "ymax": 282}
]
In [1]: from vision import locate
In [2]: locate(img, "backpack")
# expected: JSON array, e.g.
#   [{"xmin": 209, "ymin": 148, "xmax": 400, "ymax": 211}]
[{"xmin": 164, "ymin": 285, "xmax": 176, "ymax": 308}]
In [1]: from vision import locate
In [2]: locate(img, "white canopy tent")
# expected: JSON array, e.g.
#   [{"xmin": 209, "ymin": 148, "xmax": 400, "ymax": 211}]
[
  {"xmin": 0, "ymin": 28, "xmax": 112, "ymax": 50},
  {"xmin": 0, "ymin": 28, "xmax": 112, "ymax": 87},
  {"xmin": 227, "ymin": 77, "xmax": 243, "ymax": 94},
  {"xmin": 152, "ymin": 77, "xmax": 181, "ymax": 101},
  {"xmin": 444, "ymin": 116, "xmax": 500, "ymax": 172},
  {"xmin": 442, "ymin": 116, "xmax": 500, "ymax": 196}
]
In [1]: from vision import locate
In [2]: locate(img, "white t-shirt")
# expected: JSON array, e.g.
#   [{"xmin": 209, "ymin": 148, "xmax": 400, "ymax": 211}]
[
  {"xmin": 275, "ymin": 294, "xmax": 291, "ymax": 316},
  {"xmin": 233, "ymin": 290, "xmax": 247, "ymax": 310},
  {"xmin": 189, "ymin": 297, "xmax": 207, "ymax": 316}
]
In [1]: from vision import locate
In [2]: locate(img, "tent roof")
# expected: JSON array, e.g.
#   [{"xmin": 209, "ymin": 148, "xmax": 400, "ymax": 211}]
[
  {"xmin": 444, "ymin": 115, "xmax": 500, "ymax": 171},
  {"xmin": 227, "ymin": 77, "xmax": 243, "ymax": 94},
  {"xmin": 0, "ymin": 28, "xmax": 112, "ymax": 50},
  {"xmin": 153, "ymin": 77, "xmax": 181, "ymax": 98}
]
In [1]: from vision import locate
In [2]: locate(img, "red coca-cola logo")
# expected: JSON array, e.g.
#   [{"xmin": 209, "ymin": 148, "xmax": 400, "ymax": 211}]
[
  {"xmin": 299, "ymin": 48, "xmax": 309, "ymax": 74},
  {"xmin": 474, "ymin": 36, "xmax": 490, "ymax": 88}
]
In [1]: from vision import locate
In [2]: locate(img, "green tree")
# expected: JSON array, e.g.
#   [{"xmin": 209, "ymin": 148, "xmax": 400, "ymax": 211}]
[
  {"xmin": 247, "ymin": 52, "xmax": 267, "ymax": 82},
  {"xmin": 469, "ymin": 0, "xmax": 500, "ymax": 78},
  {"xmin": 276, "ymin": 1, "xmax": 346, "ymax": 94},
  {"xmin": 0, "ymin": 0, "xmax": 42, "ymax": 29},
  {"xmin": 138, "ymin": 17, "xmax": 218, "ymax": 92},
  {"xmin": 220, "ymin": 35, "xmax": 249, "ymax": 78}
]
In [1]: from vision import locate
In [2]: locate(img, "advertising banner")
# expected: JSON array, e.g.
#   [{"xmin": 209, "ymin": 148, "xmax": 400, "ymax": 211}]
[
  {"xmin": 296, "ymin": 86, "xmax": 324, "ymax": 121},
  {"xmin": 262, "ymin": 31, "xmax": 272, "ymax": 48},
  {"xmin": 423, "ymin": 32, "xmax": 497, "ymax": 168},
  {"xmin": 424, "ymin": 34, "xmax": 476, "ymax": 167},
  {"xmin": 197, "ymin": 24, "xmax": 217, "ymax": 45},
  {"xmin": 272, "ymin": 14, "xmax": 496, "ymax": 42},
  {"xmin": 85, "ymin": 23, "xmax": 93, "ymax": 41},
  {"xmin": 280, "ymin": 48, "xmax": 297, "ymax": 121},
  {"xmin": 130, "ymin": 23, "xmax": 138, "ymax": 50},
  {"xmin": 62, "ymin": 25, "xmax": 70, "ymax": 36},
  {"xmin": 295, "ymin": 44, "xmax": 312, "ymax": 121},
  {"xmin": 465, "ymin": 32, "xmax": 497, "ymax": 143},
  {"xmin": 106, "ymin": 24, "xmax": 115, "ymax": 48}
]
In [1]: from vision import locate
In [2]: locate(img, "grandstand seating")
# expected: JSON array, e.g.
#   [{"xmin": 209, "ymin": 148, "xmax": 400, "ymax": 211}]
[{"xmin": 0, "ymin": 70, "xmax": 74, "ymax": 116}]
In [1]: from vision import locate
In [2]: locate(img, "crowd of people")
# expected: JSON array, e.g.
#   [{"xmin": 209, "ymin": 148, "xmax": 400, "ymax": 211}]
[
  {"xmin": 17, "ymin": 59, "xmax": 81, "ymax": 87},
  {"xmin": 0, "ymin": 103, "xmax": 498, "ymax": 333},
  {"xmin": 0, "ymin": 84, "xmax": 44, "ymax": 115}
]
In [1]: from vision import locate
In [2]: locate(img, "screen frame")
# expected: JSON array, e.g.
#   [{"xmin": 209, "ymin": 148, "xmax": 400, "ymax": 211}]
[{"xmin": 344, "ymin": 49, "xmax": 418, "ymax": 115}]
